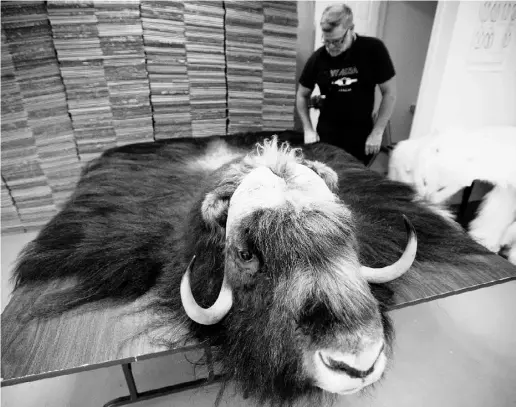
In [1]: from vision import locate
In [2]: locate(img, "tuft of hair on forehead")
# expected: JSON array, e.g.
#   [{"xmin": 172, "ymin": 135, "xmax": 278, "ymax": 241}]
[{"xmin": 244, "ymin": 135, "xmax": 304, "ymax": 178}]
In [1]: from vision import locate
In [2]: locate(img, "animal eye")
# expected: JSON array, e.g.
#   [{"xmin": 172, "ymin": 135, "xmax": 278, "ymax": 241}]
[{"xmin": 238, "ymin": 250, "xmax": 254, "ymax": 262}]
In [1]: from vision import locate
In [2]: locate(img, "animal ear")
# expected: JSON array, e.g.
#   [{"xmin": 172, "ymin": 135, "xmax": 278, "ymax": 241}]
[
  {"xmin": 201, "ymin": 186, "xmax": 233, "ymax": 229},
  {"xmin": 303, "ymin": 159, "xmax": 339, "ymax": 193},
  {"xmin": 201, "ymin": 163, "xmax": 245, "ymax": 229},
  {"xmin": 201, "ymin": 191, "xmax": 230, "ymax": 229}
]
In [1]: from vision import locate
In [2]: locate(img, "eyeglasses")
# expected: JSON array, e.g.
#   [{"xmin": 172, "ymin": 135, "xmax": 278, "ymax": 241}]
[{"xmin": 322, "ymin": 28, "xmax": 350, "ymax": 47}]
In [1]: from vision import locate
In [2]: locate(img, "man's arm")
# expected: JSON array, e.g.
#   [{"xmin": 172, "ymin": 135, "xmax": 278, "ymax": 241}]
[
  {"xmin": 365, "ymin": 76, "xmax": 397, "ymax": 155},
  {"xmin": 374, "ymin": 76, "xmax": 397, "ymax": 134},
  {"xmin": 296, "ymin": 84, "xmax": 314, "ymax": 132},
  {"xmin": 296, "ymin": 84, "xmax": 319, "ymax": 143}
]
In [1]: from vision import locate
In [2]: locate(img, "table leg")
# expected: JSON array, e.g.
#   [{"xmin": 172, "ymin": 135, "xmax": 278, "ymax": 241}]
[
  {"xmin": 121, "ymin": 364, "xmax": 138, "ymax": 401},
  {"xmin": 103, "ymin": 362, "xmax": 223, "ymax": 407},
  {"xmin": 204, "ymin": 345, "xmax": 215, "ymax": 381}
]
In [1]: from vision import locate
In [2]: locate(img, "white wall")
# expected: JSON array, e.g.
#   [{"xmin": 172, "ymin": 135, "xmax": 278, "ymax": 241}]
[
  {"xmin": 411, "ymin": 1, "xmax": 516, "ymax": 139},
  {"xmin": 381, "ymin": 1, "xmax": 437, "ymax": 142}
]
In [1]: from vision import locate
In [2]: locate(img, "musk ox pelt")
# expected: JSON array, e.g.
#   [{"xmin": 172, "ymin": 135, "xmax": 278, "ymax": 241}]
[{"xmin": 13, "ymin": 131, "xmax": 493, "ymax": 406}]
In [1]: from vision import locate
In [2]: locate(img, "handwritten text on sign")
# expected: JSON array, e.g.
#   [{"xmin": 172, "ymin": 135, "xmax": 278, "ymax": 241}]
[{"xmin": 468, "ymin": 1, "xmax": 516, "ymax": 67}]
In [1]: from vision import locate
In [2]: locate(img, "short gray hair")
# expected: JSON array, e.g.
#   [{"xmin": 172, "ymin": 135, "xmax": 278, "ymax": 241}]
[{"xmin": 320, "ymin": 4, "xmax": 353, "ymax": 32}]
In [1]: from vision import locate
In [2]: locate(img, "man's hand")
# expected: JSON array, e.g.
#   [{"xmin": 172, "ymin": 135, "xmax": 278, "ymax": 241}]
[
  {"xmin": 304, "ymin": 129, "xmax": 320, "ymax": 144},
  {"xmin": 365, "ymin": 128, "xmax": 383, "ymax": 155}
]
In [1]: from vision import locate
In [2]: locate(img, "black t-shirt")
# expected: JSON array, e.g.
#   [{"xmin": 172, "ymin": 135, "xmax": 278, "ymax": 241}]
[{"xmin": 299, "ymin": 35, "xmax": 395, "ymax": 137}]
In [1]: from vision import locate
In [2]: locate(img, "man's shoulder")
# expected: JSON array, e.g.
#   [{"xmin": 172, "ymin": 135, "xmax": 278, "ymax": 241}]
[
  {"xmin": 310, "ymin": 46, "xmax": 328, "ymax": 60},
  {"xmin": 355, "ymin": 35, "xmax": 387, "ymax": 51},
  {"xmin": 299, "ymin": 46, "xmax": 328, "ymax": 88},
  {"xmin": 304, "ymin": 46, "xmax": 328, "ymax": 70}
]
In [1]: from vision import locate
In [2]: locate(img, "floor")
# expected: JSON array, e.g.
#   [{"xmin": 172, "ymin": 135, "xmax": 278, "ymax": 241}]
[{"xmin": 2, "ymin": 229, "xmax": 516, "ymax": 407}]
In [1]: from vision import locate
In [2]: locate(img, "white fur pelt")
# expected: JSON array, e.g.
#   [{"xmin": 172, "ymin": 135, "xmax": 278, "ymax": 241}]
[
  {"xmin": 388, "ymin": 125, "xmax": 516, "ymax": 263},
  {"xmin": 469, "ymin": 185, "xmax": 516, "ymax": 253},
  {"xmin": 500, "ymin": 221, "xmax": 516, "ymax": 264},
  {"xmin": 387, "ymin": 138, "xmax": 425, "ymax": 185}
]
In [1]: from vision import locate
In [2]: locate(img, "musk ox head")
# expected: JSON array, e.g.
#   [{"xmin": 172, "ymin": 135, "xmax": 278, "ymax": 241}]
[{"xmin": 177, "ymin": 137, "xmax": 417, "ymax": 403}]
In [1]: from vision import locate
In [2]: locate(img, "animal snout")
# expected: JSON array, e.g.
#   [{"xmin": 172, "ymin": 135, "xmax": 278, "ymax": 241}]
[
  {"xmin": 310, "ymin": 339, "xmax": 387, "ymax": 395},
  {"xmin": 319, "ymin": 340, "xmax": 385, "ymax": 378}
]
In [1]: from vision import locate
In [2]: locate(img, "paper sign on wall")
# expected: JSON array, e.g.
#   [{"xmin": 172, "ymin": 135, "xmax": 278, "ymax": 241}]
[{"xmin": 468, "ymin": 1, "xmax": 516, "ymax": 69}]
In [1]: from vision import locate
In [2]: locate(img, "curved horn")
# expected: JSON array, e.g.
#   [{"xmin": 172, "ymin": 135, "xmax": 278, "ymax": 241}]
[
  {"xmin": 361, "ymin": 215, "xmax": 417, "ymax": 284},
  {"xmin": 180, "ymin": 255, "xmax": 233, "ymax": 325}
]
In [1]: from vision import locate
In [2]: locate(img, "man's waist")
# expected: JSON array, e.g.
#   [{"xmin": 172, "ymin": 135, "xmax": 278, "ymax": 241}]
[{"xmin": 318, "ymin": 112, "xmax": 373, "ymax": 127}]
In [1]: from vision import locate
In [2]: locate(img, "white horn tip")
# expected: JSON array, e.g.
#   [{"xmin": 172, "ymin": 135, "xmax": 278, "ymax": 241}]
[
  {"xmin": 180, "ymin": 255, "xmax": 233, "ymax": 325},
  {"xmin": 361, "ymin": 215, "xmax": 417, "ymax": 284}
]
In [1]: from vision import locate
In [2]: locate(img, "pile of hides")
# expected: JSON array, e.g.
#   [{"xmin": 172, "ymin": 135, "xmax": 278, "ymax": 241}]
[{"xmin": 388, "ymin": 125, "xmax": 516, "ymax": 264}]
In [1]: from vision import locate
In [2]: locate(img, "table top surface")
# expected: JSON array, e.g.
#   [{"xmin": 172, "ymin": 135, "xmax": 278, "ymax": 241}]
[
  {"xmin": 2, "ymin": 253, "xmax": 516, "ymax": 387},
  {"xmin": 1, "ymin": 282, "xmax": 194, "ymax": 387}
]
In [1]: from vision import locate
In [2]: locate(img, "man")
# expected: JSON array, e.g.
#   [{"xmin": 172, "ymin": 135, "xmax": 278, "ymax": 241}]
[{"xmin": 297, "ymin": 3, "xmax": 397, "ymax": 165}]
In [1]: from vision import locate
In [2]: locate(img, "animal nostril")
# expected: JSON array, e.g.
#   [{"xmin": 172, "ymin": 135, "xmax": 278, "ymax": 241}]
[
  {"xmin": 319, "ymin": 343, "xmax": 385, "ymax": 379},
  {"xmin": 323, "ymin": 355, "xmax": 375, "ymax": 379}
]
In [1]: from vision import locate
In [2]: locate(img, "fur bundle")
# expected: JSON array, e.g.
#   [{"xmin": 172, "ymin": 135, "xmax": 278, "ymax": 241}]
[{"xmin": 388, "ymin": 125, "xmax": 516, "ymax": 263}]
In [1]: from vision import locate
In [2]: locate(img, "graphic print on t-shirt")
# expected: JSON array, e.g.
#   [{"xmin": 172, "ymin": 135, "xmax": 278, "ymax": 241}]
[{"xmin": 329, "ymin": 66, "xmax": 359, "ymax": 92}]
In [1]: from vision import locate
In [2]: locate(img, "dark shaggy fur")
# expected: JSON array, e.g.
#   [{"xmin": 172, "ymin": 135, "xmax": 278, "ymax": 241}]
[{"xmin": 12, "ymin": 130, "xmax": 492, "ymax": 407}]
